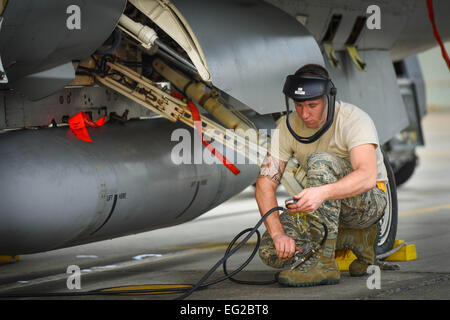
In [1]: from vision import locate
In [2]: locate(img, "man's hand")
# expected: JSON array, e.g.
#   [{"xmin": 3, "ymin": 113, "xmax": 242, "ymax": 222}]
[
  {"xmin": 287, "ymin": 186, "xmax": 327, "ymax": 214},
  {"xmin": 272, "ymin": 234, "xmax": 302, "ymax": 260},
  {"xmin": 255, "ymin": 153, "xmax": 303, "ymax": 260}
]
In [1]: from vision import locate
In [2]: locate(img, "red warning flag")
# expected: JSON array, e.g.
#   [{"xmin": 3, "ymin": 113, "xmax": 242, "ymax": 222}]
[{"xmin": 69, "ymin": 112, "xmax": 106, "ymax": 143}]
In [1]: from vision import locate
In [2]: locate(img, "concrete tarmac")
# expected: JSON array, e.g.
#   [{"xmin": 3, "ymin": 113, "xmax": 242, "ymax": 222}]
[{"xmin": 0, "ymin": 110, "xmax": 449, "ymax": 301}]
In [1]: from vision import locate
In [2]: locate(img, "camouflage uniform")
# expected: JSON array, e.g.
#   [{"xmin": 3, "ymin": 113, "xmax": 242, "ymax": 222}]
[{"xmin": 259, "ymin": 152, "xmax": 387, "ymax": 269}]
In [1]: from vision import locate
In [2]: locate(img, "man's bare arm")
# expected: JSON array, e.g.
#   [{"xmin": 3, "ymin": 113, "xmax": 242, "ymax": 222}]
[
  {"xmin": 255, "ymin": 153, "xmax": 286, "ymax": 237},
  {"xmin": 255, "ymin": 154, "xmax": 299, "ymax": 259},
  {"xmin": 257, "ymin": 152, "xmax": 286, "ymax": 184}
]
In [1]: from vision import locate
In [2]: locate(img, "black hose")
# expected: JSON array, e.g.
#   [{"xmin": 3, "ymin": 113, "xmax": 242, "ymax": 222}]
[
  {"xmin": 174, "ymin": 206, "xmax": 285, "ymax": 300},
  {"xmin": 95, "ymin": 28, "xmax": 122, "ymax": 55},
  {"xmin": 0, "ymin": 206, "xmax": 327, "ymax": 300},
  {"xmin": 222, "ymin": 227, "xmax": 277, "ymax": 286}
]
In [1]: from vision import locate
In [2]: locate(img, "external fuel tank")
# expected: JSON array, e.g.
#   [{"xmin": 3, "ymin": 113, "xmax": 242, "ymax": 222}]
[{"xmin": 0, "ymin": 119, "xmax": 259, "ymax": 255}]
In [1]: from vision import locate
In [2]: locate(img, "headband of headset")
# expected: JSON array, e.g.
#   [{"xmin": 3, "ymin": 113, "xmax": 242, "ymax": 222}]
[{"xmin": 283, "ymin": 72, "xmax": 336, "ymax": 102}]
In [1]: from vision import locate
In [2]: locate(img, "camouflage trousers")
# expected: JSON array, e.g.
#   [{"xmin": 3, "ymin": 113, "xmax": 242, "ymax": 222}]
[{"xmin": 259, "ymin": 152, "xmax": 387, "ymax": 269}]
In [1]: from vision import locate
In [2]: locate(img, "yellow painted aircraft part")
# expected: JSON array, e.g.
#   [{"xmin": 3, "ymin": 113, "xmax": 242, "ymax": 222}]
[
  {"xmin": 323, "ymin": 43, "xmax": 339, "ymax": 68},
  {"xmin": 346, "ymin": 45, "xmax": 367, "ymax": 71}
]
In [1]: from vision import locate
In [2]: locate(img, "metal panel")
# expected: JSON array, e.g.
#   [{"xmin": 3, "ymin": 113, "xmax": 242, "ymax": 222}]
[
  {"xmin": 13, "ymin": 62, "xmax": 75, "ymax": 101},
  {"xmin": 0, "ymin": 0, "xmax": 127, "ymax": 99},
  {"xmin": 1, "ymin": 86, "xmax": 158, "ymax": 130},
  {"xmin": 171, "ymin": 0, "xmax": 324, "ymax": 115},
  {"xmin": 265, "ymin": 0, "xmax": 413, "ymax": 52},
  {"xmin": 326, "ymin": 50, "xmax": 409, "ymax": 144},
  {"xmin": 403, "ymin": 56, "xmax": 426, "ymax": 118}
]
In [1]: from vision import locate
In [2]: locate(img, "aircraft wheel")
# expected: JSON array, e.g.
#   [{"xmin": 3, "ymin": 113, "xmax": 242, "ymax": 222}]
[
  {"xmin": 376, "ymin": 149, "xmax": 398, "ymax": 256},
  {"xmin": 393, "ymin": 152, "xmax": 418, "ymax": 186}
]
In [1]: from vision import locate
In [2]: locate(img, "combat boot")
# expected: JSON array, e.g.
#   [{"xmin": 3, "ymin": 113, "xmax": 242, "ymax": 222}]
[
  {"xmin": 277, "ymin": 237, "xmax": 340, "ymax": 287},
  {"xmin": 336, "ymin": 223, "xmax": 379, "ymax": 277}
]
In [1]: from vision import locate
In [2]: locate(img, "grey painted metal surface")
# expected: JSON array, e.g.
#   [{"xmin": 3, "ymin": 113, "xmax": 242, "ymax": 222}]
[
  {"xmin": 264, "ymin": 0, "xmax": 450, "ymax": 61},
  {"xmin": 0, "ymin": 119, "xmax": 259, "ymax": 255},
  {"xmin": 0, "ymin": 86, "xmax": 159, "ymax": 130},
  {"xmin": 171, "ymin": 0, "xmax": 324, "ymax": 115},
  {"xmin": 0, "ymin": 0, "xmax": 127, "ymax": 100},
  {"xmin": 265, "ymin": 0, "xmax": 412, "ymax": 52},
  {"xmin": 325, "ymin": 50, "xmax": 409, "ymax": 145},
  {"xmin": 13, "ymin": 62, "xmax": 76, "ymax": 101},
  {"xmin": 389, "ymin": 0, "xmax": 450, "ymax": 61},
  {"xmin": 403, "ymin": 56, "xmax": 426, "ymax": 118}
]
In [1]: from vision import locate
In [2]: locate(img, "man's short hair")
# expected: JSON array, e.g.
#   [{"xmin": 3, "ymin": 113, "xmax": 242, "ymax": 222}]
[{"xmin": 295, "ymin": 64, "xmax": 330, "ymax": 79}]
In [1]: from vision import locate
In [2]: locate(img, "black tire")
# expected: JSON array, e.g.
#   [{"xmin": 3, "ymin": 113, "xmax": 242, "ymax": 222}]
[
  {"xmin": 376, "ymin": 149, "xmax": 398, "ymax": 256},
  {"xmin": 393, "ymin": 152, "xmax": 417, "ymax": 186}
]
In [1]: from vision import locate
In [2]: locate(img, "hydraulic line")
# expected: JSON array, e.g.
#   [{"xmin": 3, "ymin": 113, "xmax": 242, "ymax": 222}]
[
  {"xmin": 152, "ymin": 58, "xmax": 254, "ymax": 134},
  {"xmin": 95, "ymin": 28, "xmax": 122, "ymax": 55},
  {"xmin": 155, "ymin": 38, "xmax": 198, "ymax": 73}
]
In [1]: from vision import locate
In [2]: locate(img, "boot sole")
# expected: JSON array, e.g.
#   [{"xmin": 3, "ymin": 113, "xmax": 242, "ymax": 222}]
[{"xmin": 278, "ymin": 277, "xmax": 340, "ymax": 287}]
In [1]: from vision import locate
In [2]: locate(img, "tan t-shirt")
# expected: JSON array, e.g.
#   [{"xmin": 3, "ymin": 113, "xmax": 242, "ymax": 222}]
[{"xmin": 270, "ymin": 101, "xmax": 388, "ymax": 182}]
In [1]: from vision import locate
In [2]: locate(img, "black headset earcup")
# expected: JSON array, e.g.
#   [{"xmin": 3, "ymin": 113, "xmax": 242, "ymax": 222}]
[{"xmin": 330, "ymin": 87, "xmax": 337, "ymax": 96}]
